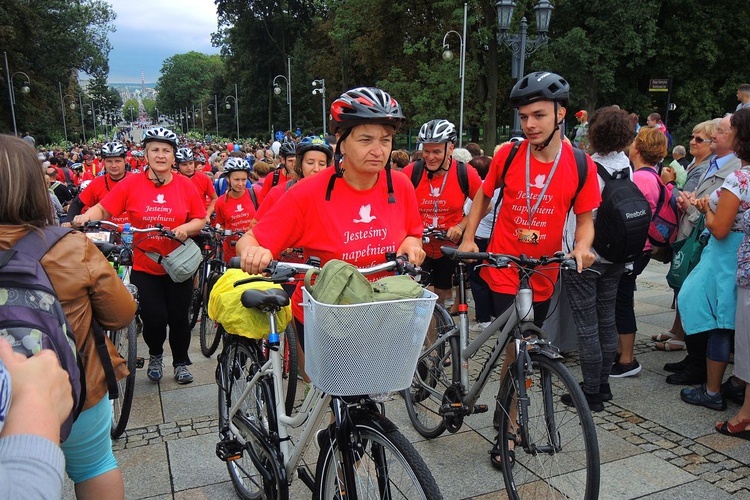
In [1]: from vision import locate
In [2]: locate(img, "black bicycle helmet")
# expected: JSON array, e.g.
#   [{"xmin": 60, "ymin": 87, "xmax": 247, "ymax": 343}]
[
  {"xmin": 142, "ymin": 127, "xmax": 179, "ymax": 150},
  {"xmin": 222, "ymin": 157, "xmax": 252, "ymax": 176},
  {"xmin": 417, "ymin": 119, "xmax": 457, "ymax": 144},
  {"xmin": 175, "ymin": 147, "xmax": 195, "ymax": 164},
  {"xmin": 101, "ymin": 141, "xmax": 127, "ymax": 158},
  {"xmin": 279, "ymin": 141, "xmax": 297, "ymax": 158},
  {"xmin": 328, "ymin": 87, "xmax": 405, "ymax": 134},
  {"xmin": 295, "ymin": 136, "xmax": 333, "ymax": 164},
  {"xmin": 509, "ymin": 71, "xmax": 569, "ymax": 108}
]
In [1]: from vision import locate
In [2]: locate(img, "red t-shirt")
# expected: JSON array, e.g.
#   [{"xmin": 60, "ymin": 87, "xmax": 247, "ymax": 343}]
[
  {"xmin": 214, "ymin": 190, "xmax": 257, "ymax": 262},
  {"xmin": 254, "ymin": 180, "xmax": 296, "ymax": 222},
  {"xmin": 100, "ymin": 171, "xmax": 207, "ymax": 275},
  {"xmin": 82, "ymin": 160, "xmax": 101, "ymax": 178},
  {"xmin": 258, "ymin": 168, "xmax": 289, "ymax": 205},
  {"xmin": 185, "ymin": 172, "xmax": 216, "ymax": 209},
  {"xmin": 402, "ymin": 159, "xmax": 482, "ymax": 258},
  {"xmin": 481, "ymin": 141, "xmax": 600, "ymax": 301},
  {"xmin": 253, "ymin": 168, "xmax": 423, "ymax": 320},
  {"xmin": 78, "ymin": 172, "xmax": 131, "ymax": 225}
]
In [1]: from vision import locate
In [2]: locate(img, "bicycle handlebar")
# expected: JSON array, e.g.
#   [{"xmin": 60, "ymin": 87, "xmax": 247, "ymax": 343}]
[
  {"xmin": 82, "ymin": 220, "xmax": 176, "ymax": 238},
  {"xmin": 440, "ymin": 246, "xmax": 577, "ymax": 271},
  {"xmin": 227, "ymin": 254, "xmax": 420, "ymax": 286}
]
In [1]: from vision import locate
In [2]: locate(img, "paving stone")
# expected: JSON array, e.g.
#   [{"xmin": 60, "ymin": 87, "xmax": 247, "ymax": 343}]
[
  {"xmin": 168, "ymin": 431, "xmax": 228, "ymax": 492},
  {"xmin": 162, "ymin": 383, "xmax": 219, "ymax": 422},
  {"xmin": 640, "ymin": 479, "xmax": 737, "ymax": 499},
  {"xmin": 115, "ymin": 442, "xmax": 171, "ymax": 498}
]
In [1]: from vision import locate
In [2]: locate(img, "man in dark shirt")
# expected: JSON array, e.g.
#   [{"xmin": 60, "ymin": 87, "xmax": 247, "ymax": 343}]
[{"xmin": 46, "ymin": 168, "xmax": 73, "ymax": 208}]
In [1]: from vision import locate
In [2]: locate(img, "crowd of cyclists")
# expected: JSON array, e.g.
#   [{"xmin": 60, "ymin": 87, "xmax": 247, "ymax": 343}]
[{"xmin": 2, "ymin": 72, "xmax": 750, "ymax": 498}]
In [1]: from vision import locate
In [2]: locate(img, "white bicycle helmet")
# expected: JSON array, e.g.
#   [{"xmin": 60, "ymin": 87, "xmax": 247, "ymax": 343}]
[
  {"xmin": 417, "ymin": 119, "xmax": 457, "ymax": 144},
  {"xmin": 223, "ymin": 157, "xmax": 252, "ymax": 176},
  {"xmin": 101, "ymin": 141, "xmax": 127, "ymax": 158},
  {"xmin": 175, "ymin": 147, "xmax": 195, "ymax": 163},
  {"xmin": 142, "ymin": 127, "xmax": 178, "ymax": 150}
]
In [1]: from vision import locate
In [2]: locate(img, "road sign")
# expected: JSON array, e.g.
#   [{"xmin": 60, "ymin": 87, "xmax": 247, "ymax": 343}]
[
  {"xmin": 649, "ymin": 79, "xmax": 669, "ymax": 92},
  {"xmin": 668, "ymin": 103, "xmax": 677, "ymax": 111}
]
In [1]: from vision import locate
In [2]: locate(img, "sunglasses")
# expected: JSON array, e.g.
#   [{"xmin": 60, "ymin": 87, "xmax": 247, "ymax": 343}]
[{"xmin": 690, "ymin": 135, "xmax": 711, "ymax": 144}]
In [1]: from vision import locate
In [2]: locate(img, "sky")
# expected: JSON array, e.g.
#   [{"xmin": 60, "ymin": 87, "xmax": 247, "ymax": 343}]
[{"xmin": 103, "ymin": 0, "xmax": 221, "ymax": 83}]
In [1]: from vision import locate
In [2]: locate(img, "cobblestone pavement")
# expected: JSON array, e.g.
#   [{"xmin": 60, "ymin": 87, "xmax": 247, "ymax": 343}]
[{"xmin": 64, "ymin": 262, "xmax": 750, "ymax": 499}]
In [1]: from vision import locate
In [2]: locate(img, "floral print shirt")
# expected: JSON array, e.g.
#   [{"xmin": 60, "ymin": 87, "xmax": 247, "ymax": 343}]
[
  {"xmin": 709, "ymin": 167, "xmax": 750, "ymax": 231},
  {"xmin": 737, "ymin": 210, "xmax": 750, "ymax": 288}
]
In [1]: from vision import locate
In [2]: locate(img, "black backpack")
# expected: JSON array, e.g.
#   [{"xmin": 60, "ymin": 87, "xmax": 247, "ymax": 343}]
[
  {"xmin": 409, "ymin": 159, "xmax": 470, "ymax": 199},
  {"xmin": 592, "ymin": 163, "xmax": 651, "ymax": 263}
]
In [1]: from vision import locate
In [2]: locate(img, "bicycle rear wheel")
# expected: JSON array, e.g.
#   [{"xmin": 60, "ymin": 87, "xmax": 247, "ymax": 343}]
[
  {"xmin": 496, "ymin": 353, "xmax": 600, "ymax": 499},
  {"xmin": 110, "ymin": 321, "xmax": 137, "ymax": 438},
  {"xmin": 401, "ymin": 305, "xmax": 456, "ymax": 438},
  {"xmin": 315, "ymin": 419, "xmax": 443, "ymax": 499},
  {"xmin": 218, "ymin": 337, "xmax": 278, "ymax": 499},
  {"xmin": 200, "ymin": 271, "xmax": 224, "ymax": 357},
  {"xmin": 188, "ymin": 262, "xmax": 204, "ymax": 330}
]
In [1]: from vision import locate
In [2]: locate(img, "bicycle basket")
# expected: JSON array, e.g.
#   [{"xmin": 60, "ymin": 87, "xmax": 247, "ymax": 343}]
[
  {"xmin": 208, "ymin": 269, "xmax": 292, "ymax": 339},
  {"xmin": 302, "ymin": 287, "xmax": 437, "ymax": 396}
]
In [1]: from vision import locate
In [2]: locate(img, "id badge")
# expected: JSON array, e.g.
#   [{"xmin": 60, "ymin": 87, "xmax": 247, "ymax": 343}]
[{"xmin": 517, "ymin": 228, "xmax": 540, "ymax": 244}]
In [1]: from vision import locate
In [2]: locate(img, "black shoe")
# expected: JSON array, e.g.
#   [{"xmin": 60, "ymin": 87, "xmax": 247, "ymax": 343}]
[
  {"xmin": 665, "ymin": 369, "xmax": 707, "ymax": 386},
  {"xmin": 561, "ymin": 391, "xmax": 604, "ymax": 412},
  {"xmin": 721, "ymin": 377, "xmax": 746, "ymax": 405},
  {"xmin": 610, "ymin": 359, "xmax": 642, "ymax": 378},
  {"xmin": 599, "ymin": 383, "xmax": 613, "ymax": 402},
  {"xmin": 663, "ymin": 356, "xmax": 689, "ymax": 373}
]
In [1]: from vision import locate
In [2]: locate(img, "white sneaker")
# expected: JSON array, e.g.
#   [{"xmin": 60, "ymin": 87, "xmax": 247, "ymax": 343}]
[{"xmin": 469, "ymin": 321, "xmax": 491, "ymax": 334}]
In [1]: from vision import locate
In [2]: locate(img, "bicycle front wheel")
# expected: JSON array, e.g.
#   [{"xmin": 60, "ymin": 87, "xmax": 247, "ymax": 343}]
[
  {"xmin": 315, "ymin": 420, "xmax": 443, "ymax": 500},
  {"xmin": 218, "ymin": 337, "xmax": 278, "ymax": 499},
  {"xmin": 110, "ymin": 320, "xmax": 137, "ymax": 438},
  {"xmin": 200, "ymin": 271, "xmax": 224, "ymax": 357},
  {"xmin": 401, "ymin": 305, "xmax": 457, "ymax": 438},
  {"xmin": 496, "ymin": 353, "xmax": 600, "ymax": 499},
  {"xmin": 188, "ymin": 264, "xmax": 203, "ymax": 330}
]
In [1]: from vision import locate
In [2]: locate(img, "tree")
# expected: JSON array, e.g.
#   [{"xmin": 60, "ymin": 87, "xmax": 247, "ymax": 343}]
[
  {"xmin": 0, "ymin": 0, "xmax": 115, "ymax": 141},
  {"xmin": 155, "ymin": 52, "xmax": 223, "ymax": 116}
]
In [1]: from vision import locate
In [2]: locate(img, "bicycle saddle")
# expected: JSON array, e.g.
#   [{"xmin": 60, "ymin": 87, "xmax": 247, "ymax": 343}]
[{"xmin": 240, "ymin": 288, "xmax": 290, "ymax": 309}]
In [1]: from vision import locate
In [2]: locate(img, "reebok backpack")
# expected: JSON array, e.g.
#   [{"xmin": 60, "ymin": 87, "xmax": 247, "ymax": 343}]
[
  {"xmin": 642, "ymin": 168, "xmax": 680, "ymax": 248},
  {"xmin": 0, "ymin": 227, "xmax": 83, "ymax": 441},
  {"xmin": 593, "ymin": 163, "xmax": 651, "ymax": 263}
]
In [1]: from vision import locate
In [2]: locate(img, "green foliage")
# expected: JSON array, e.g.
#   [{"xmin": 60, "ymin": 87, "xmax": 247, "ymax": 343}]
[{"xmin": 155, "ymin": 52, "xmax": 224, "ymax": 113}]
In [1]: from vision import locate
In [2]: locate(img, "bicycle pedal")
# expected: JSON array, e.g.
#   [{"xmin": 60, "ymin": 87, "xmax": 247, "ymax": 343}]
[
  {"xmin": 473, "ymin": 404, "xmax": 488, "ymax": 414},
  {"xmin": 135, "ymin": 357, "xmax": 145, "ymax": 369},
  {"xmin": 216, "ymin": 440, "xmax": 244, "ymax": 462},
  {"xmin": 439, "ymin": 403, "xmax": 468, "ymax": 415}
]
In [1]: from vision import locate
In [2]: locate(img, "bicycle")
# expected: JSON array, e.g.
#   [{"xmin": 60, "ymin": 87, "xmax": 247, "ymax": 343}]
[
  {"xmin": 401, "ymin": 246, "xmax": 600, "ymax": 499},
  {"xmin": 82, "ymin": 220, "xmax": 178, "ymax": 438},
  {"xmin": 215, "ymin": 256, "xmax": 443, "ymax": 499}
]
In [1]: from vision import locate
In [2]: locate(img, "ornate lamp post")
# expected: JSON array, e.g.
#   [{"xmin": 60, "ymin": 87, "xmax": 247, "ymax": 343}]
[
  {"xmin": 3, "ymin": 50, "xmax": 31, "ymax": 137},
  {"xmin": 312, "ymin": 79, "xmax": 326, "ymax": 134},
  {"xmin": 273, "ymin": 57, "xmax": 292, "ymax": 132},
  {"xmin": 207, "ymin": 94, "xmax": 219, "ymax": 139},
  {"xmin": 84, "ymin": 103, "xmax": 96, "ymax": 139},
  {"xmin": 61, "ymin": 87, "xmax": 78, "ymax": 143},
  {"xmin": 496, "ymin": 0, "xmax": 554, "ymax": 138},
  {"xmin": 442, "ymin": 3, "xmax": 468, "ymax": 147},
  {"xmin": 225, "ymin": 84, "xmax": 240, "ymax": 140}
]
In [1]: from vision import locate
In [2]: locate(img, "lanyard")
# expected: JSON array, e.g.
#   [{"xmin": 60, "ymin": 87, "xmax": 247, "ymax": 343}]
[
  {"xmin": 525, "ymin": 143, "xmax": 562, "ymax": 226},
  {"xmin": 430, "ymin": 170, "xmax": 450, "ymax": 227}
]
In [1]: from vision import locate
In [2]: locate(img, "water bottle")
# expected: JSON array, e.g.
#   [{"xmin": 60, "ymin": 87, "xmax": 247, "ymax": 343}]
[{"xmin": 121, "ymin": 223, "xmax": 133, "ymax": 246}]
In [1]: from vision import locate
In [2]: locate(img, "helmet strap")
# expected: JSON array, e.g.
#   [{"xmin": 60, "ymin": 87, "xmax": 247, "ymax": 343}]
[
  {"xmin": 147, "ymin": 166, "xmax": 167, "ymax": 186},
  {"xmin": 533, "ymin": 101, "xmax": 562, "ymax": 152}
]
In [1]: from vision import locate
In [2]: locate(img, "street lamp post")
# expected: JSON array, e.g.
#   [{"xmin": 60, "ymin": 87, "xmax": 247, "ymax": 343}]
[
  {"xmin": 273, "ymin": 57, "xmax": 292, "ymax": 131},
  {"xmin": 225, "ymin": 84, "xmax": 240, "ymax": 140},
  {"xmin": 312, "ymin": 79, "xmax": 326, "ymax": 134},
  {"xmin": 84, "ymin": 103, "xmax": 96, "ymax": 139},
  {"xmin": 61, "ymin": 89, "xmax": 78, "ymax": 144},
  {"xmin": 3, "ymin": 51, "xmax": 31, "ymax": 136},
  {"xmin": 78, "ymin": 94, "xmax": 86, "ymax": 144},
  {"xmin": 442, "ymin": 2, "xmax": 468, "ymax": 147},
  {"xmin": 207, "ymin": 97, "xmax": 219, "ymax": 139},
  {"xmin": 496, "ymin": 0, "xmax": 554, "ymax": 138}
]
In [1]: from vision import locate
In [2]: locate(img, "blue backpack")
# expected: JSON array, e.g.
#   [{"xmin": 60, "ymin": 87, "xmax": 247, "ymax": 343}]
[{"xmin": 0, "ymin": 227, "xmax": 83, "ymax": 441}]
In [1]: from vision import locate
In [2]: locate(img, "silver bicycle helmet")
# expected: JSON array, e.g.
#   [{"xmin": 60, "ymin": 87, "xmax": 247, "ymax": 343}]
[
  {"xmin": 222, "ymin": 157, "xmax": 252, "ymax": 176},
  {"xmin": 142, "ymin": 127, "xmax": 178, "ymax": 150},
  {"xmin": 101, "ymin": 141, "xmax": 127, "ymax": 158},
  {"xmin": 175, "ymin": 147, "xmax": 195, "ymax": 164},
  {"xmin": 279, "ymin": 141, "xmax": 297, "ymax": 158},
  {"xmin": 417, "ymin": 119, "xmax": 457, "ymax": 144}
]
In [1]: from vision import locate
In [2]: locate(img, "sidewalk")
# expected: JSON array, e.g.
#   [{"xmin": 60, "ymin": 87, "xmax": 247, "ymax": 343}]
[{"xmin": 64, "ymin": 261, "xmax": 750, "ymax": 499}]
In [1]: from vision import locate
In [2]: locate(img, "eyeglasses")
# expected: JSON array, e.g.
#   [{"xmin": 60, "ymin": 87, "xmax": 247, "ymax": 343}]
[{"xmin": 690, "ymin": 135, "xmax": 711, "ymax": 144}]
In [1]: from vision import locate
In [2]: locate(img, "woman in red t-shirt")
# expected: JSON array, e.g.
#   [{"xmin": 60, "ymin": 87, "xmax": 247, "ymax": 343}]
[
  {"xmin": 73, "ymin": 127, "xmax": 207, "ymax": 385},
  {"xmin": 237, "ymin": 88, "xmax": 424, "ymax": 353},
  {"xmin": 213, "ymin": 158, "xmax": 257, "ymax": 262}
]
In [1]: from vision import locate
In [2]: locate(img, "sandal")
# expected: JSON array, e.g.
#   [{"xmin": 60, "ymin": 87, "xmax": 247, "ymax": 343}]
[
  {"xmin": 715, "ymin": 418, "xmax": 750, "ymax": 441},
  {"xmin": 655, "ymin": 339, "xmax": 685, "ymax": 351},
  {"xmin": 651, "ymin": 332, "xmax": 675, "ymax": 342},
  {"xmin": 490, "ymin": 433, "xmax": 516, "ymax": 471}
]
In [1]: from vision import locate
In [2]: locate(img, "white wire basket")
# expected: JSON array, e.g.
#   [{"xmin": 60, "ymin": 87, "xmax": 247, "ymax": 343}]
[{"xmin": 302, "ymin": 287, "xmax": 438, "ymax": 396}]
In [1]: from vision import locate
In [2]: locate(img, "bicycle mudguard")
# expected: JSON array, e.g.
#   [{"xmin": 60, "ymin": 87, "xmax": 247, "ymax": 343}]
[{"xmin": 229, "ymin": 412, "xmax": 288, "ymax": 497}]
